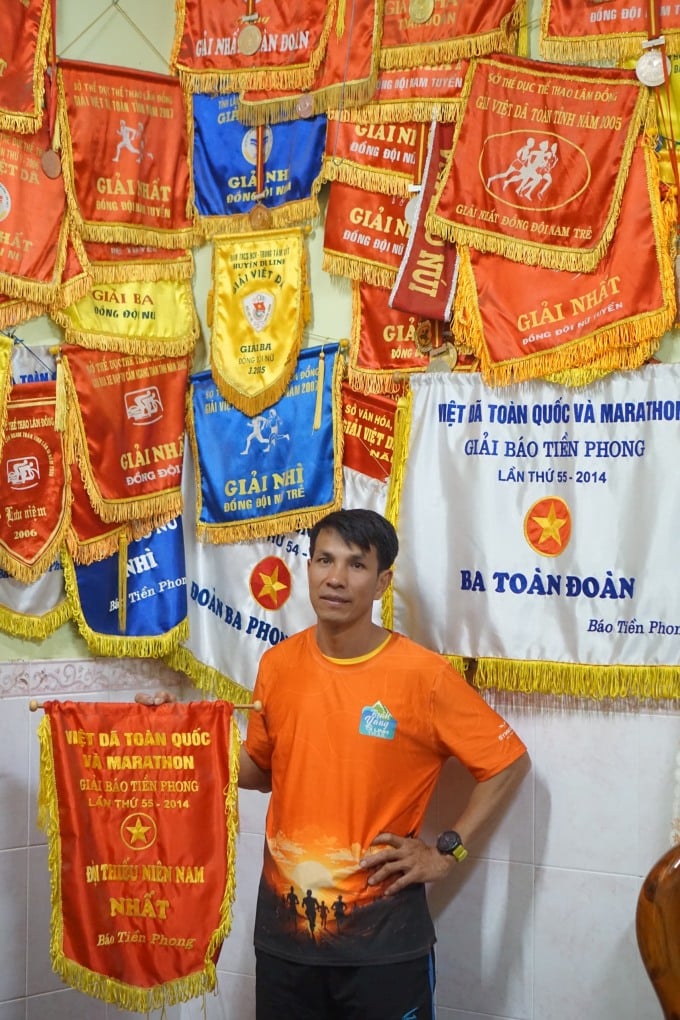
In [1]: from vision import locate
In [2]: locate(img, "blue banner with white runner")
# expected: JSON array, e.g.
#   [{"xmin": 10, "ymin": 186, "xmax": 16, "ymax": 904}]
[
  {"xmin": 188, "ymin": 343, "xmax": 343, "ymax": 542},
  {"xmin": 192, "ymin": 93, "xmax": 326, "ymax": 234}
]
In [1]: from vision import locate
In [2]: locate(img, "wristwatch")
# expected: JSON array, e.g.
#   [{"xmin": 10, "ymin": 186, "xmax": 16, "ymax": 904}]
[{"xmin": 436, "ymin": 830, "xmax": 468, "ymax": 861}]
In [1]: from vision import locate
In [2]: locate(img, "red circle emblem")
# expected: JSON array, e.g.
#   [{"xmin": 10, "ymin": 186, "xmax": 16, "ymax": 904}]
[
  {"xmin": 249, "ymin": 556, "xmax": 292, "ymax": 610},
  {"xmin": 524, "ymin": 497, "xmax": 572, "ymax": 557}
]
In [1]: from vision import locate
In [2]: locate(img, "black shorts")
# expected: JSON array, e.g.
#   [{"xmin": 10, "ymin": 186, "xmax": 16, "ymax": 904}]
[{"xmin": 255, "ymin": 948, "xmax": 436, "ymax": 1020}]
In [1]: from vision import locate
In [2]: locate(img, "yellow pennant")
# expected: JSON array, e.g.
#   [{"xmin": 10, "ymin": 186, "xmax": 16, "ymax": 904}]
[
  {"xmin": 52, "ymin": 277, "xmax": 199, "ymax": 357},
  {"xmin": 210, "ymin": 227, "xmax": 309, "ymax": 415}
]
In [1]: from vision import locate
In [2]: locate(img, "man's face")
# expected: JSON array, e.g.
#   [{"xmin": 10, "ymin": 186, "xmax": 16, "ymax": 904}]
[{"xmin": 307, "ymin": 528, "xmax": 392, "ymax": 629}]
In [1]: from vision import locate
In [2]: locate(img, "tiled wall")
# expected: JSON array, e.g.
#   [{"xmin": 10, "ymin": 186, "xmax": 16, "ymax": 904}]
[{"xmin": 0, "ymin": 661, "xmax": 677, "ymax": 1019}]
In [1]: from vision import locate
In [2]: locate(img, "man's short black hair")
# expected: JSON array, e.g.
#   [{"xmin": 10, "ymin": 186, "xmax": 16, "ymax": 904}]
[{"xmin": 308, "ymin": 509, "xmax": 398, "ymax": 573}]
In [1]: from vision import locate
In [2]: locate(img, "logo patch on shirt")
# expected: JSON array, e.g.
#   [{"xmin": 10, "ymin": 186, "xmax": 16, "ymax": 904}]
[{"xmin": 359, "ymin": 701, "xmax": 397, "ymax": 740}]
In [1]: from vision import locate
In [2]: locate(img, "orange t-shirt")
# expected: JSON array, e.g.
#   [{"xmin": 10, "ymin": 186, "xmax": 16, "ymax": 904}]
[{"xmin": 245, "ymin": 627, "xmax": 526, "ymax": 964}]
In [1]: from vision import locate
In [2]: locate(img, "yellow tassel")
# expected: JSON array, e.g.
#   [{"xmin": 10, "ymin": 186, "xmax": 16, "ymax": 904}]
[
  {"xmin": 53, "ymin": 354, "xmax": 65, "ymax": 434},
  {"xmin": 313, "ymin": 348, "xmax": 325, "ymax": 430},
  {"xmin": 337, "ymin": 0, "xmax": 346, "ymax": 36},
  {"xmin": 381, "ymin": 388, "xmax": 413, "ymax": 630},
  {"xmin": 117, "ymin": 531, "xmax": 128, "ymax": 633}
]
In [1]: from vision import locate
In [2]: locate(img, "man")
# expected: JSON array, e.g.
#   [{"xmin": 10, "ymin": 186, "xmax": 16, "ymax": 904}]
[{"xmin": 238, "ymin": 508, "xmax": 529, "ymax": 1020}]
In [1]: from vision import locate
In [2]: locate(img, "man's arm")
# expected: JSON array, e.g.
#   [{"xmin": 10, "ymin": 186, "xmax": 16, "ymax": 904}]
[
  {"xmin": 239, "ymin": 744, "xmax": 272, "ymax": 792},
  {"xmin": 359, "ymin": 751, "xmax": 530, "ymax": 896},
  {"xmin": 135, "ymin": 691, "xmax": 272, "ymax": 793}
]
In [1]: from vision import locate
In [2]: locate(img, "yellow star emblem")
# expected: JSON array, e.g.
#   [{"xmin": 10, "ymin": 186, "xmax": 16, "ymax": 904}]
[
  {"xmin": 126, "ymin": 815, "xmax": 152, "ymax": 845},
  {"xmin": 257, "ymin": 565, "xmax": 288, "ymax": 606},
  {"xmin": 531, "ymin": 502, "xmax": 568, "ymax": 547}
]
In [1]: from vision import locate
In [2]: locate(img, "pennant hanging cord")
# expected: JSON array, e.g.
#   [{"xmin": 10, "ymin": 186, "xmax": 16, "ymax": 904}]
[
  {"xmin": 58, "ymin": 1, "xmax": 169, "ymax": 70},
  {"xmin": 6, "ymin": 333, "xmax": 58, "ymax": 378}
]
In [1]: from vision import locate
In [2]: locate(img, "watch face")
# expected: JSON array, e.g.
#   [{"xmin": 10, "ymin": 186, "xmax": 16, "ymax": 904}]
[{"xmin": 436, "ymin": 830, "xmax": 462, "ymax": 855}]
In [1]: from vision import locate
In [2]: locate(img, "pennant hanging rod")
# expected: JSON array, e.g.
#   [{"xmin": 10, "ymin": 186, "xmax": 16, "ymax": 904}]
[{"xmin": 28, "ymin": 698, "xmax": 263, "ymax": 712}]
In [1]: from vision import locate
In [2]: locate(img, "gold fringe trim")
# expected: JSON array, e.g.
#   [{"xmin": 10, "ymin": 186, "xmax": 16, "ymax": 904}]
[
  {"xmin": 0, "ymin": 599, "xmax": 70, "ymax": 640},
  {"xmin": 347, "ymin": 364, "xmax": 417, "ymax": 395},
  {"xmin": 444, "ymin": 653, "xmax": 469, "ymax": 676},
  {"xmin": 0, "ymin": 489, "xmax": 71, "ymax": 585},
  {"xmin": 381, "ymin": 387, "xmax": 413, "ymax": 630},
  {"xmin": 236, "ymin": 75, "xmax": 379, "ymax": 127},
  {"xmin": 544, "ymin": 338, "xmax": 660, "ymax": 386},
  {"xmin": 52, "ymin": 271, "xmax": 93, "ymax": 313},
  {"xmin": 87, "ymin": 254, "xmax": 195, "ymax": 285},
  {"xmin": 174, "ymin": 0, "xmax": 338, "ymax": 96},
  {"xmin": 0, "ymin": 299, "xmax": 46, "ymax": 329},
  {"xmin": 63, "ymin": 550, "xmax": 189, "ymax": 658},
  {"xmin": 77, "ymin": 220, "xmax": 198, "ymax": 252},
  {"xmin": 66, "ymin": 514, "xmax": 178, "ymax": 565},
  {"xmin": 327, "ymin": 100, "xmax": 462, "ymax": 125},
  {"xmin": 379, "ymin": 5, "xmax": 521, "ymax": 71},
  {"xmin": 38, "ymin": 707, "xmax": 235, "ymax": 1011},
  {"xmin": 322, "ymin": 250, "xmax": 398, "ymax": 288},
  {"xmin": 0, "ymin": 108, "xmax": 43, "ymax": 134},
  {"xmin": 59, "ymin": 327, "xmax": 197, "ymax": 359},
  {"xmin": 321, "ymin": 158, "xmax": 413, "ymax": 197},
  {"xmin": 198, "ymin": 196, "xmax": 321, "ymax": 239},
  {"xmin": 165, "ymin": 646, "xmax": 251, "ymax": 704},
  {"xmin": 475, "ymin": 657, "xmax": 680, "ymax": 701},
  {"xmin": 196, "ymin": 504, "xmax": 339, "ymax": 544},
  {"xmin": 539, "ymin": 9, "xmax": 680, "ymax": 66},
  {"xmin": 211, "ymin": 352, "xmax": 299, "ymax": 418}
]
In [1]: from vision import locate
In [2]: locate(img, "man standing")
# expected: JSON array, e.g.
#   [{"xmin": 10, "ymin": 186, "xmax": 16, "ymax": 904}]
[{"xmin": 239, "ymin": 508, "xmax": 529, "ymax": 1019}]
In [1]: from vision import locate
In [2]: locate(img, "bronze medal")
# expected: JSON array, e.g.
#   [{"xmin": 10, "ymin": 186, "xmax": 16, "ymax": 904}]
[
  {"xmin": 41, "ymin": 148, "xmax": 62, "ymax": 179},
  {"xmin": 250, "ymin": 202, "xmax": 272, "ymax": 229},
  {"xmin": 238, "ymin": 22, "xmax": 263, "ymax": 55},
  {"xmin": 409, "ymin": 0, "xmax": 435, "ymax": 24},
  {"xmin": 296, "ymin": 94, "xmax": 315, "ymax": 118}
]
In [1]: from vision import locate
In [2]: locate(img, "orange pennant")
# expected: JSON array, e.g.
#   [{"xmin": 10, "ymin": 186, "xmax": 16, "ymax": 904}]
[
  {"xmin": 38, "ymin": 700, "xmax": 239, "ymax": 1012},
  {"xmin": 0, "ymin": 0, "xmax": 50, "ymax": 133},
  {"xmin": 454, "ymin": 141, "xmax": 676, "ymax": 385},
  {"xmin": 172, "ymin": 0, "xmax": 336, "ymax": 95},
  {"xmin": 323, "ymin": 182, "xmax": 411, "ymax": 287},
  {"xmin": 57, "ymin": 60, "xmax": 195, "ymax": 249},
  {"xmin": 61, "ymin": 345, "xmax": 189, "ymax": 524},
  {"xmin": 237, "ymin": 0, "xmax": 383, "ymax": 125},
  {"xmin": 380, "ymin": 0, "xmax": 522, "ymax": 69},
  {"xmin": 348, "ymin": 281, "xmax": 430, "ymax": 393},
  {"xmin": 428, "ymin": 56, "xmax": 650, "ymax": 273},
  {"xmin": 0, "ymin": 380, "xmax": 70, "ymax": 583}
]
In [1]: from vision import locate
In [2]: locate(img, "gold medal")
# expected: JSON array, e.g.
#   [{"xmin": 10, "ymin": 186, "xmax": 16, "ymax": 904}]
[
  {"xmin": 41, "ymin": 149, "xmax": 62, "ymax": 179},
  {"xmin": 238, "ymin": 22, "xmax": 263, "ymax": 55},
  {"xmin": 249, "ymin": 202, "xmax": 272, "ymax": 230},
  {"xmin": 409, "ymin": 0, "xmax": 435, "ymax": 24},
  {"xmin": 296, "ymin": 94, "xmax": 315, "ymax": 118}
]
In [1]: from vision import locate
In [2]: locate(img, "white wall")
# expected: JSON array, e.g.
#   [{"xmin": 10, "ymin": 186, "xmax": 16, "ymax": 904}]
[
  {"xmin": 1, "ymin": 662, "xmax": 678, "ymax": 1019},
  {"xmin": 1, "ymin": 2, "xmax": 679, "ymax": 1018}
]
